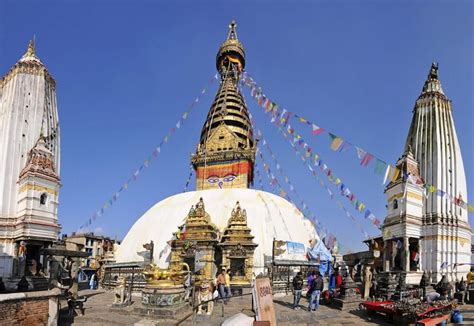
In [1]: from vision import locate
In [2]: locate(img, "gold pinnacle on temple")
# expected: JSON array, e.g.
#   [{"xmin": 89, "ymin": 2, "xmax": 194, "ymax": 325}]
[{"xmin": 192, "ymin": 21, "xmax": 255, "ymax": 190}]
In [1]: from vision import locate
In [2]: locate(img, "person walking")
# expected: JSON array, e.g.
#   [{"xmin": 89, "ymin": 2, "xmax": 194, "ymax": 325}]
[
  {"xmin": 216, "ymin": 269, "xmax": 226, "ymax": 304},
  {"xmin": 308, "ymin": 272, "xmax": 323, "ymax": 312},
  {"xmin": 292, "ymin": 272, "xmax": 304, "ymax": 310},
  {"xmin": 89, "ymin": 274, "xmax": 96, "ymax": 290}
]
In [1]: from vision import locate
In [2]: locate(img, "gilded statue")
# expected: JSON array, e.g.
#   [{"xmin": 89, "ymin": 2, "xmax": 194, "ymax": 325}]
[{"xmin": 142, "ymin": 262, "xmax": 190, "ymax": 287}]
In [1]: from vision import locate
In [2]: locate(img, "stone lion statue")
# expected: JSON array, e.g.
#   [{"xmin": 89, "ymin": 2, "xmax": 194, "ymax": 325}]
[
  {"xmin": 197, "ymin": 278, "xmax": 214, "ymax": 315},
  {"xmin": 113, "ymin": 276, "xmax": 128, "ymax": 305}
]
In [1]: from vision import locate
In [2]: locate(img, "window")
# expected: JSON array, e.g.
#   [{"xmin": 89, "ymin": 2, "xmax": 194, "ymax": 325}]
[
  {"xmin": 40, "ymin": 193, "xmax": 47, "ymax": 205},
  {"xmin": 393, "ymin": 199, "xmax": 398, "ymax": 210}
]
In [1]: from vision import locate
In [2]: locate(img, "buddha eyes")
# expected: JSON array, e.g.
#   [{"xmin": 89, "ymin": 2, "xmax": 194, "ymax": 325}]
[
  {"xmin": 207, "ymin": 177, "xmax": 220, "ymax": 184},
  {"xmin": 207, "ymin": 175, "xmax": 236, "ymax": 184},
  {"xmin": 223, "ymin": 175, "xmax": 236, "ymax": 182}
]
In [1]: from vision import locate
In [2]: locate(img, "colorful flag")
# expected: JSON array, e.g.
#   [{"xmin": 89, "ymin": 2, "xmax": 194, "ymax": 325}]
[
  {"xmin": 312, "ymin": 124, "xmax": 324, "ymax": 135},
  {"xmin": 361, "ymin": 153, "xmax": 374, "ymax": 166},
  {"xmin": 329, "ymin": 133, "xmax": 344, "ymax": 151},
  {"xmin": 374, "ymin": 159, "xmax": 386, "ymax": 175},
  {"xmin": 356, "ymin": 147, "xmax": 366, "ymax": 159}
]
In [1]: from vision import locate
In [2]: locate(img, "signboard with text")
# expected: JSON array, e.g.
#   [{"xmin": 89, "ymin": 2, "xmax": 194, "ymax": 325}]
[
  {"xmin": 252, "ymin": 277, "xmax": 277, "ymax": 326},
  {"xmin": 273, "ymin": 240, "xmax": 308, "ymax": 263}
]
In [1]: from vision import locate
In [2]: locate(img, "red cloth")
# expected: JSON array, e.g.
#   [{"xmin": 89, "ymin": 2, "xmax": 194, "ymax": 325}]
[{"xmin": 335, "ymin": 274, "xmax": 343, "ymax": 288}]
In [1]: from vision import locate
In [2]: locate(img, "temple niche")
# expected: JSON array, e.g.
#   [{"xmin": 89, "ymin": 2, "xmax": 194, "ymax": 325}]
[
  {"xmin": 219, "ymin": 202, "xmax": 257, "ymax": 286},
  {"xmin": 169, "ymin": 198, "xmax": 219, "ymax": 281}
]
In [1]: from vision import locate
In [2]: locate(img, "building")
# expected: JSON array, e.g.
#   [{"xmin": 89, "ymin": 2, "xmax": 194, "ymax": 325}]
[
  {"xmin": 381, "ymin": 64, "xmax": 471, "ymax": 283},
  {"xmin": 63, "ymin": 232, "xmax": 118, "ymax": 272},
  {"xmin": 0, "ymin": 41, "xmax": 61, "ymax": 280},
  {"xmin": 115, "ymin": 21, "xmax": 319, "ymax": 282}
]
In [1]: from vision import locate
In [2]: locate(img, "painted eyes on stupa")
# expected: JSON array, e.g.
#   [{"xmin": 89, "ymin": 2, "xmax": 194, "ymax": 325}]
[
  {"xmin": 207, "ymin": 177, "xmax": 220, "ymax": 184},
  {"xmin": 206, "ymin": 174, "xmax": 237, "ymax": 187},
  {"xmin": 222, "ymin": 175, "xmax": 236, "ymax": 182}
]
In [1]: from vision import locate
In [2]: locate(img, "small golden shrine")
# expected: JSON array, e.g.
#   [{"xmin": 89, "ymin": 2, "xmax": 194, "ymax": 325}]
[
  {"xmin": 169, "ymin": 198, "xmax": 219, "ymax": 281},
  {"xmin": 219, "ymin": 201, "xmax": 257, "ymax": 285}
]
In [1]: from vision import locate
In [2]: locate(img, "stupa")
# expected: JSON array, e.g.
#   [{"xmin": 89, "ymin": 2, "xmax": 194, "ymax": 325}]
[{"xmin": 115, "ymin": 21, "xmax": 319, "ymax": 280}]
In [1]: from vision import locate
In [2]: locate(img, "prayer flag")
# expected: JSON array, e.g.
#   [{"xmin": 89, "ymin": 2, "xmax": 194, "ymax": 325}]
[
  {"xmin": 144, "ymin": 160, "xmax": 149, "ymax": 167},
  {"xmin": 360, "ymin": 153, "xmax": 374, "ymax": 166},
  {"xmin": 299, "ymin": 117, "xmax": 307, "ymax": 123},
  {"xmin": 356, "ymin": 147, "xmax": 366, "ymax": 159},
  {"xmin": 182, "ymin": 112, "xmax": 188, "ymax": 119},
  {"xmin": 312, "ymin": 124, "xmax": 324, "ymax": 135},
  {"xmin": 374, "ymin": 159, "xmax": 386, "ymax": 175},
  {"xmin": 468, "ymin": 205, "xmax": 474, "ymax": 213},
  {"xmin": 329, "ymin": 133, "xmax": 344, "ymax": 151}
]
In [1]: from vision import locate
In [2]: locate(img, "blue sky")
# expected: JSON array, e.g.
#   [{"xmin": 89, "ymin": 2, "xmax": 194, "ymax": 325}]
[{"xmin": 1, "ymin": 1, "xmax": 472, "ymax": 252}]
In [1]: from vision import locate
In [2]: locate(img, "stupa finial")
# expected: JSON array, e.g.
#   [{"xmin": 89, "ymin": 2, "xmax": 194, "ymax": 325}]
[
  {"xmin": 428, "ymin": 62, "xmax": 438, "ymax": 80},
  {"xmin": 227, "ymin": 19, "xmax": 238, "ymax": 40}
]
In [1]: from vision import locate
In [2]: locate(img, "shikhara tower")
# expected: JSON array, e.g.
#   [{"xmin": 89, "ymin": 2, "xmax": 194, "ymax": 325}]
[
  {"xmin": 0, "ymin": 41, "xmax": 61, "ymax": 280},
  {"xmin": 192, "ymin": 20, "xmax": 256, "ymax": 190},
  {"xmin": 382, "ymin": 64, "xmax": 471, "ymax": 282}
]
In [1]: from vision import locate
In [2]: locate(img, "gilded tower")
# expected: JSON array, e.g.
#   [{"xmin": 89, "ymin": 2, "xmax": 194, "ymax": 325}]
[{"xmin": 192, "ymin": 21, "xmax": 256, "ymax": 190}]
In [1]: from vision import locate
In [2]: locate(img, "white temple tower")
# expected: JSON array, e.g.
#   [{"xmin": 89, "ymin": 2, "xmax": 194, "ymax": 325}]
[
  {"xmin": 382, "ymin": 63, "xmax": 471, "ymax": 283},
  {"xmin": 0, "ymin": 41, "xmax": 61, "ymax": 280}
]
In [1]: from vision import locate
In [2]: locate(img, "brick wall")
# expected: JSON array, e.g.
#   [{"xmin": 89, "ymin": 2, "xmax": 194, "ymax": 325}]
[{"xmin": 0, "ymin": 289, "xmax": 60, "ymax": 326}]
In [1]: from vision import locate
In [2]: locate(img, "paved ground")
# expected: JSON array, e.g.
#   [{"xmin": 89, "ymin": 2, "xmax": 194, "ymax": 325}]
[{"xmin": 59, "ymin": 289, "xmax": 474, "ymax": 325}]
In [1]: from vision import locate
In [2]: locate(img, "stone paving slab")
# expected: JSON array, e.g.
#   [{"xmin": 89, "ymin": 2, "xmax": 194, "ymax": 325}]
[{"xmin": 58, "ymin": 289, "xmax": 400, "ymax": 325}]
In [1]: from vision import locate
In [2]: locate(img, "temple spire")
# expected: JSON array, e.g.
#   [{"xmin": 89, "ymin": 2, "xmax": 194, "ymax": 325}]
[
  {"xmin": 19, "ymin": 38, "xmax": 42, "ymax": 64},
  {"xmin": 192, "ymin": 21, "xmax": 255, "ymax": 190},
  {"xmin": 421, "ymin": 62, "xmax": 444, "ymax": 95}
]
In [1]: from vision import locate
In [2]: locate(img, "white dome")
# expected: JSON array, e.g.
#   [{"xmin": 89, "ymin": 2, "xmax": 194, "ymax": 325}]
[{"xmin": 115, "ymin": 188, "xmax": 318, "ymax": 272}]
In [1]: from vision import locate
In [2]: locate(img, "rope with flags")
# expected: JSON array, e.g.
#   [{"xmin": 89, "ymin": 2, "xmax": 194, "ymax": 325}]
[
  {"xmin": 276, "ymin": 124, "xmax": 373, "ymax": 237},
  {"xmin": 183, "ymin": 164, "xmax": 194, "ymax": 192},
  {"xmin": 241, "ymin": 72, "xmax": 474, "ymax": 215},
  {"xmin": 256, "ymin": 147, "xmax": 337, "ymax": 249},
  {"xmin": 77, "ymin": 74, "xmax": 218, "ymax": 231}
]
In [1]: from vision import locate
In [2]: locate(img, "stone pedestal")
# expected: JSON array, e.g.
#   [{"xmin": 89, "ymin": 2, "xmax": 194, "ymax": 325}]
[
  {"xmin": 377, "ymin": 272, "xmax": 398, "ymax": 300},
  {"xmin": 332, "ymin": 273, "xmax": 362, "ymax": 311},
  {"xmin": 134, "ymin": 284, "xmax": 189, "ymax": 319}
]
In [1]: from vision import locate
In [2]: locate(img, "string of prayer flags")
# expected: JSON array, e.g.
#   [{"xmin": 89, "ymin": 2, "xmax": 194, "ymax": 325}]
[
  {"xmin": 257, "ymin": 147, "xmax": 335, "ymax": 244},
  {"xmin": 256, "ymin": 126, "xmax": 318, "ymax": 221},
  {"xmin": 183, "ymin": 165, "xmax": 194, "ymax": 192},
  {"xmin": 77, "ymin": 74, "xmax": 218, "ymax": 231},
  {"xmin": 277, "ymin": 126, "xmax": 377, "ymax": 235},
  {"xmin": 241, "ymin": 71, "xmax": 474, "ymax": 214}
]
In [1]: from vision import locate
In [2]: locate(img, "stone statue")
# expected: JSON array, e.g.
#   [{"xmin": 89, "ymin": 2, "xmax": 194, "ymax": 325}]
[
  {"xmin": 113, "ymin": 276, "xmax": 128, "ymax": 304},
  {"xmin": 363, "ymin": 266, "xmax": 372, "ymax": 299},
  {"xmin": 197, "ymin": 278, "xmax": 214, "ymax": 315}
]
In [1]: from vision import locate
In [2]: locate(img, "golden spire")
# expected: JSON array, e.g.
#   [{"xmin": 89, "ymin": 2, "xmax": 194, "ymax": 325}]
[
  {"xmin": 192, "ymin": 21, "xmax": 255, "ymax": 191},
  {"xmin": 26, "ymin": 39, "xmax": 35, "ymax": 56}
]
